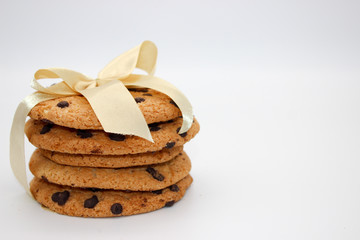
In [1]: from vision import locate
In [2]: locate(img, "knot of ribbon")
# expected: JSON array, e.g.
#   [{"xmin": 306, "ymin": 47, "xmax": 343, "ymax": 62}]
[{"xmin": 10, "ymin": 41, "xmax": 193, "ymax": 194}]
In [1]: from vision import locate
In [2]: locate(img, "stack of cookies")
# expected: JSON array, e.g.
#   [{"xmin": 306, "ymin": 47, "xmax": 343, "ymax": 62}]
[{"xmin": 25, "ymin": 88, "xmax": 199, "ymax": 217}]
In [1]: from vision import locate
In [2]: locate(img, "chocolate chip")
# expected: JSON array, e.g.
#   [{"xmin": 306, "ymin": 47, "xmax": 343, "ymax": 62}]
[
  {"xmin": 152, "ymin": 189, "xmax": 163, "ymax": 195},
  {"xmin": 143, "ymin": 93, "xmax": 152, "ymax": 96},
  {"xmin": 170, "ymin": 100, "xmax": 179, "ymax": 108},
  {"xmin": 77, "ymin": 130, "xmax": 93, "ymax": 139},
  {"xmin": 51, "ymin": 191, "xmax": 70, "ymax": 206},
  {"xmin": 176, "ymin": 127, "xmax": 187, "ymax": 137},
  {"xmin": 128, "ymin": 88, "xmax": 148, "ymax": 92},
  {"xmin": 169, "ymin": 184, "xmax": 180, "ymax": 192},
  {"xmin": 149, "ymin": 123, "xmax": 161, "ymax": 131},
  {"xmin": 165, "ymin": 200, "xmax": 175, "ymax": 207},
  {"xmin": 109, "ymin": 133, "xmax": 126, "ymax": 141},
  {"xmin": 40, "ymin": 124, "xmax": 53, "ymax": 134},
  {"xmin": 165, "ymin": 142, "xmax": 176, "ymax": 149},
  {"xmin": 146, "ymin": 167, "xmax": 165, "ymax": 181},
  {"xmin": 149, "ymin": 122, "xmax": 159, "ymax": 127},
  {"xmin": 150, "ymin": 126, "xmax": 161, "ymax": 131},
  {"xmin": 111, "ymin": 203, "xmax": 123, "ymax": 215},
  {"xmin": 41, "ymin": 119, "xmax": 54, "ymax": 125},
  {"xmin": 84, "ymin": 195, "xmax": 99, "ymax": 209},
  {"xmin": 135, "ymin": 97, "xmax": 145, "ymax": 103},
  {"xmin": 57, "ymin": 101, "xmax": 69, "ymax": 108},
  {"xmin": 180, "ymin": 132, "xmax": 187, "ymax": 137}
]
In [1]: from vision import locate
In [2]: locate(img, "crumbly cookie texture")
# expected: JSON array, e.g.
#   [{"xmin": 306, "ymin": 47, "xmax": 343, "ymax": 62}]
[
  {"xmin": 30, "ymin": 150, "xmax": 191, "ymax": 191},
  {"xmin": 39, "ymin": 146, "xmax": 183, "ymax": 168},
  {"xmin": 25, "ymin": 117, "xmax": 200, "ymax": 155},
  {"xmin": 28, "ymin": 88, "xmax": 181, "ymax": 129},
  {"xmin": 30, "ymin": 175, "xmax": 192, "ymax": 217}
]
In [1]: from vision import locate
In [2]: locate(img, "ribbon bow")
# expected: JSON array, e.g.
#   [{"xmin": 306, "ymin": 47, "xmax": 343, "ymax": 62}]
[{"xmin": 10, "ymin": 41, "xmax": 193, "ymax": 194}]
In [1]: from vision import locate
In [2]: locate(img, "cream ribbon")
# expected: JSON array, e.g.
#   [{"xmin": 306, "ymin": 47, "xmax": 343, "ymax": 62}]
[{"xmin": 10, "ymin": 41, "xmax": 193, "ymax": 194}]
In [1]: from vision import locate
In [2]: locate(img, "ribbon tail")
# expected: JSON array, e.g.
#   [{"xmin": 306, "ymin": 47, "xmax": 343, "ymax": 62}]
[
  {"xmin": 124, "ymin": 76, "xmax": 193, "ymax": 134},
  {"xmin": 10, "ymin": 92, "xmax": 57, "ymax": 195},
  {"xmin": 80, "ymin": 80, "xmax": 154, "ymax": 142}
]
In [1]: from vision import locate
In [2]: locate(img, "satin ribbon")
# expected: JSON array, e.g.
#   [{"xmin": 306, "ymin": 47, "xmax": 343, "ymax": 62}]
[{"xmin": 10, "ymin": 41, "xmax": 193, "ymax": 194}]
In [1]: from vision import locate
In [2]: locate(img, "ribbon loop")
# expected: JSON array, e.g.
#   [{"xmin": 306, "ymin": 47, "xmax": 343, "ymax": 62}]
[{"xmin": 98, "ymin": 40, "xmax": 157, "ymax": 80}]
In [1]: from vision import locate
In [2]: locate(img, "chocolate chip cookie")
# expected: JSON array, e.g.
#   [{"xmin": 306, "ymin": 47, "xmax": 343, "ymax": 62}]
[
  {"xmin": 29, "ymin": 88, "xmax": 181, "ymax": 130},
  {"xmin": 30, "ymin": 174, "xmax": 193, "ymax": 217},
  {"xmin": 30, "ymin": 150, "xmax": 191, "ymax": 191},
  {"xmin": 25, "ymin": 117, "xmax": 200, "ymax": 155},
  {"xmin": 39, "ymin": 146, "xmax": 183, "ymax": 168}
]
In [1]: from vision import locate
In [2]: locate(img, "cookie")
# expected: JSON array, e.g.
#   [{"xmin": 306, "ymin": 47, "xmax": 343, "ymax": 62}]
[
  {"xmin": 30, "ymin": 174, "xmax": 192, "ymax": 217},
  {"xmin": 25, "ymin": 117, "xmax": 200, "ymax": 155},
  {"xmin": 30, "ymin": 150, "xmax": 191, "ymax": 191},
  {"xmin": 39, "ymin": 146, "xmax": 183, "ymax": 168},
  {"xmin": 29, "ymin": 88, "xmax": 181, "ymax": 130}
]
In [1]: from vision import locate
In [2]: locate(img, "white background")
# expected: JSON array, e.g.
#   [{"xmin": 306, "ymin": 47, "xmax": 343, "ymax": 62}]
[{"xmin": 1, "ymin": 0, "xmax": 360, "ymax": 239}]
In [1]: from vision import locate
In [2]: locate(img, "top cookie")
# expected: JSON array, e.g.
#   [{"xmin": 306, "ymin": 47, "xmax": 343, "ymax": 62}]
[{"xmin": 29, "ymin": 88, "xmax": 181, "ymax": 130}]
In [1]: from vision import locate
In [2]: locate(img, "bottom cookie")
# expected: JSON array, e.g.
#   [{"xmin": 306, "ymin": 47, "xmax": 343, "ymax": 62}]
[{"xmin": 30, "ymin": 175, "xmax": 193, "ymax": 217}]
